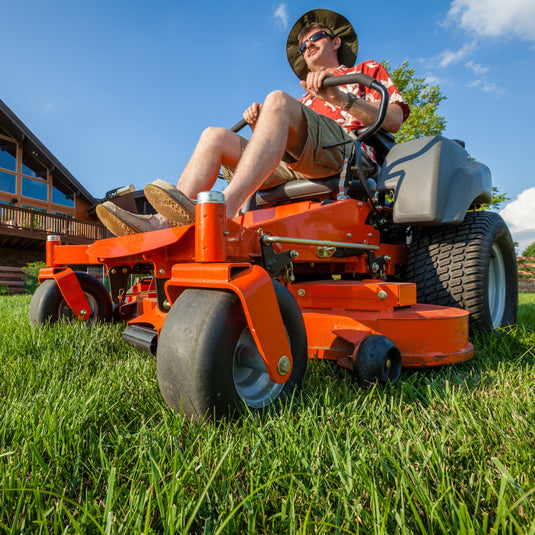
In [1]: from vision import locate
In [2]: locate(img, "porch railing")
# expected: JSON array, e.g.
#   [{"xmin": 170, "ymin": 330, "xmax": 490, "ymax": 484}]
[{"xmin": 0, "ymin": 205, "xmax": 108, "ymax": 241}]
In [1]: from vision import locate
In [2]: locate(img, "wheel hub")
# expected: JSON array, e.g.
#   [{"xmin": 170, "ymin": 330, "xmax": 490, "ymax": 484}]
[
  {"xmin": 232, "ymin": 328, "xmax": 285, "ymax": 409},
  {"xmin": 58, "ymin": 292, "xmax": 99, "ymax": 321},
  {"xmin": 488, "ymin": 243, "xmax": 506, "ymax": 329}
]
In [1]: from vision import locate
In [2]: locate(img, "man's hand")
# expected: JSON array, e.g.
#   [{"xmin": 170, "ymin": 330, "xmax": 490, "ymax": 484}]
[
  {"xmin": 300, "ymin": 71, "xmax": 404, "ymax": 132},
  {"xmin": 243, "ymin": 102, "xmax": 262, "ymax": 130},
  {"xmin": 300, "ymin": 71, "xmax": 343, "ymax": 106}
]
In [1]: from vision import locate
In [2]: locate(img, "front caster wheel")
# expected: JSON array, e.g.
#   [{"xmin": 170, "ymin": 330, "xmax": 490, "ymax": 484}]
[
  {"xmin": 29, "ymin": 272, "xmax": 113, "ymax": 326},
  {"xmin": 156, "ymin": 281, "xmax": 307, "ymax": 421},
  {"xmin": 353, "ymin": 335, "xmax": 402, "ymax": 385}
]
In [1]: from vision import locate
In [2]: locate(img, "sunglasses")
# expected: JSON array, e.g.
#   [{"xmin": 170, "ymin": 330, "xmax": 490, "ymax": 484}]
[{"xmin": 299, "ymin": 30, "xmax": 334, "ymax": 55}]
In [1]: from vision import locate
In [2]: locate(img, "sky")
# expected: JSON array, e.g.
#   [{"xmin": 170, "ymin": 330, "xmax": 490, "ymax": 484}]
[{"xmin": 1, "ymin": 0, "xmax": 534, "ymax": 252}]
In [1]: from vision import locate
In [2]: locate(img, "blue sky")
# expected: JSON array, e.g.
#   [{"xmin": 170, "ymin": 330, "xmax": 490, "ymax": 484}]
[{"xmin": 2, "ymin": 0, "xmax": 534, "ymax": 251}]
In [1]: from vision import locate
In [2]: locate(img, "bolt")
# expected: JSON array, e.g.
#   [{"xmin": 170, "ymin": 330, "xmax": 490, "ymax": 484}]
[
  {"xmin": 163, "ymin": 299, "xmax": 171, "ymax": 310},
  {"xmin": 378, "ymin": 290, "xmax": 387, "ymax": 300},
  {"xmin": 278, "ymin": 355, "xmax": 291, "ymax": 375},
  {"xmin": 122, "ymin": 268, "xmax": 128, "ymax": 274},
  {"xmin": 80, "ymin": 309, "xmax": 88, "ymax": 317},
  {"xmin": 159, "ymin": 268, "xmax": 166, "ymax": 275},
  {"xmin": 110, "ymin": 268, "xmax": 117, "ymax": 275},
  {"xmin": 297, "ymin": 289, "xmax": 306, "ymax": 297},
  {"xmin": 347, "ymin": 233, "xmax": 352, "ymax": 238},
  {"xmin": 290, "ymin": 250, "xmax": 299, "ymax": 259},
  {"xmin": 384, "ymin": 255, "xmax": 391, "ymax": 262}
]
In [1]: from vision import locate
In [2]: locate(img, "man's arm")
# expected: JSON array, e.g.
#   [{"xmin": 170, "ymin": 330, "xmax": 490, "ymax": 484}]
[
  {"xmin": 300, "ymin": 71, "xmax": 403, "ymax": 133},
  {"xmin": 340, "ymin": 95, "xmax": 403, "ymax": 133}
]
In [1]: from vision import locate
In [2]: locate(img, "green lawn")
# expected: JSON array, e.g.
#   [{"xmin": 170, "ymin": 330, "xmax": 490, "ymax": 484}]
[{"xmin": 1, "ymin": 293, "xmax": 534, "ymax": 534}]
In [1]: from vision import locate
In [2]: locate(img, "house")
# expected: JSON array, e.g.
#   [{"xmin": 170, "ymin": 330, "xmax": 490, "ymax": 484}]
[{"xmin": 0, "ymin": 98, "xmax": 113, "ymax": 270}]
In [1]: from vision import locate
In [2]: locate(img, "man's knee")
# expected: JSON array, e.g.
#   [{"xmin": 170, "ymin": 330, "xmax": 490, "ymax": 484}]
[
  {"xmin": 263, "ymin": 90, "xmax": 297, "ymax": 113},
  {"xmin": 199, "ymin": 126, "xmax": 232, "ymax": 148}
]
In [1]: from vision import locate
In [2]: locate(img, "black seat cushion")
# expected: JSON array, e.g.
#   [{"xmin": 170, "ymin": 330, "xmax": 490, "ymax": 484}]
[{"xmin": 253, "ymin": 175, "xmax": 376, "ymax": 207}]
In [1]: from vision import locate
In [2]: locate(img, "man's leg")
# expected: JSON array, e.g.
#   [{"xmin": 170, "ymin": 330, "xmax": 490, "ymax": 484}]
[
  {"xmin": 146, "ymin": 91, "xmax": 307, "ymax": 221},
  {"xmin": 177, "ymin": 127, "xmax": 243, "ymax": 198},
  {"xmin": 222, "ymin": 91, "xmax": 308, "ymax": 216}
]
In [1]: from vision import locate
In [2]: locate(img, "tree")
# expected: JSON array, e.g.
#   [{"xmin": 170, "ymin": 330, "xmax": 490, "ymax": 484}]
[
  {"xmin": 477, "ymin": 187, "xmax": 510, "ymax": 211},
  {"xmin": 382, "ymin": 60, "xmax": 447, "ymax": 143},
  {"xmin": 522, "ymin": 242, "xmax": 535, "ymax": 257}
]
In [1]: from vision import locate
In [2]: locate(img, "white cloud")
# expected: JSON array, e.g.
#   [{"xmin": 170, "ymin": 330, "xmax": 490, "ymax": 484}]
[
  {"xmin": 424, "ymin": 74, "xmax": 447, "ymax": 86},
  {"xmin": 448, "ymin": 0, "xmax": 535, "ymax": 41},
  {"xmin": 467, "ymin": 78, "xmax": 505, "ymax": 96},
  {"xmin": 436, "ymin": 41, "xmax": 476, "ymax": 67},
  {"xmin": 465, "ymin": 60, "xmax": 489, "ymax": 75},
  {"xmin": 274, "ymin": 4, "xmax": 289, "ymax": 30},
  {"xmin": 500, "ymin": 187, "xmax": 535, "ymax": 253}
]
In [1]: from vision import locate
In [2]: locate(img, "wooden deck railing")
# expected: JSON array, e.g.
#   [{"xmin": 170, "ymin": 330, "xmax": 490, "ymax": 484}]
[
  {"xmin": 518, "ymin": 257, "xmax": 535, "ymax": 293},
  {"xmin": 0, "ymin": 205, "xmax": 108, "ymax": 241},
  {"xmin": 0, "ymin": 266, "xmax": 25, "ymax": 294}
]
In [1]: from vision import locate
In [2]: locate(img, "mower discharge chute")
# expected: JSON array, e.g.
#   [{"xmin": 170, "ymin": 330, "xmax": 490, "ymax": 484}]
[{"xmin": 29, "ymin": 74, "xmax": 518, "ymax": 421}]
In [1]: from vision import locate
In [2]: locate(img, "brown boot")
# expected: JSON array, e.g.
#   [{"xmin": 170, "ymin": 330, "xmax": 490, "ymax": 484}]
[
  {"xmin": 96, "ymin": 201, "xmax": 174, "ymax": 236},
  {"xmin": 144, "ymin": 180, "xmax": 196, "ymax": 226}
]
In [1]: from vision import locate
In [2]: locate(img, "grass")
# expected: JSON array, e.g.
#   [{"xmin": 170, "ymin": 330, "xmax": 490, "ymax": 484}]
[{"xmin": 0, "ymin": 293, "xmax": 534, "ymax": 534}]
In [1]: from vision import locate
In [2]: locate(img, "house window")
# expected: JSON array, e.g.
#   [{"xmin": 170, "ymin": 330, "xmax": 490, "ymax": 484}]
[
  {"xmin": 52, "ymin": 181, "xmax": 75, "ymax": 208},
  {"xmin": 22, "ymin": 176, "xmax": 48, "ymax": 201},
  {"xmin": 21, "ymin": 205, "xmax": 47, "ymax": 212},
  {"xmin": 0, "ymin": 169, "xmax": 16, "ymax": 194},
  {"xmin": 51, "ymin": 211, "xmax": 73, "ymax": 217},
  {"xmin": 0, "ymin": 138, "xmax": 17, "ymax": 172},
  {"xmin": 21, "ymin": 150, "xmax": 47, "ymax": 179},
  {"xmin": 20, "ymin": 149, "xmax": 49, "ymax": 201}
]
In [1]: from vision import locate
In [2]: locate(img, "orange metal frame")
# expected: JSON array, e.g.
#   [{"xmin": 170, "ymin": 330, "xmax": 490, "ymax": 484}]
[
  {"xmin": 41, "ymin": 196, "xmax": 473, "ymax": 376},
  {"xmin": 39, "ymin": 266, "xmax": 91, "ymax": 321}
]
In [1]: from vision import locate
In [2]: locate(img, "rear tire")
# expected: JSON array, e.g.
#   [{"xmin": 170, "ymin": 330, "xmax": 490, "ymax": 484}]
[
  {"xmin": 29, "ymin": 272, "xmax": 113, "ymax": 325},
  {"xmin": 156, "ymin": 281, "xmax": 307, "ymax": 421},
  {"xmin": 405, "ymin": 211, "xmax": 517, "ymax": 332}
]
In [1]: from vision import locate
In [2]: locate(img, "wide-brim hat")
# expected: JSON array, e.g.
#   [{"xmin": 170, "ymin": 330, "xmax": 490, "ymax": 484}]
[{"xmin": 286, "ymin": 9, "xmax": 358, "ymax": 80}]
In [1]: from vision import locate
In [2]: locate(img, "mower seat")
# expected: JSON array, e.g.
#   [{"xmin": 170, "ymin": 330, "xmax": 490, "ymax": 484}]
[
  {"xmin": 240, "ymin": 129, "xmax": 396, "ymax": 211},
  {"xmin": 252, "ymin": 175, "xmax": 377, "ymax": 208}
]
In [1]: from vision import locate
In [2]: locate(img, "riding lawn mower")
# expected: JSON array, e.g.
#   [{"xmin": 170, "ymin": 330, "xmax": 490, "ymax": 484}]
[{"xmin": 29, "ymin": 74, "xmax": 518, "ymax": 421}]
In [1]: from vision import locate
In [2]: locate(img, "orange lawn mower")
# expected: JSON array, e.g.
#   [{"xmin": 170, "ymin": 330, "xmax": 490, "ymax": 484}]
[{"xmin": 29, "ymin": 74, "xmax": 518, "ymax": 421}]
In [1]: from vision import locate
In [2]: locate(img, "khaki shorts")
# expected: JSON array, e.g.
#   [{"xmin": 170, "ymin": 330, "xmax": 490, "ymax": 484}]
[{"xmin": 222, "ymin": 103, "xmax": 376, "ymax": 190}]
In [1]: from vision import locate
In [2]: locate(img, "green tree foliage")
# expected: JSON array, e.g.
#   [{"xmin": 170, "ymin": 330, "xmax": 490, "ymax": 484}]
[
  {"xmin": 522, "ymin": 242, "xmax": 535, "ymax": 257},
  {"xmin": 477, "ymin": 187, "xmax": 511, "ymax": 211},
  {"xmin": 383, "ymin": 60, "xmax": 447, "ymax": 143},
  {"xmin": 23, "ymin": 261, "xmax": 46, "ymax": 293}
]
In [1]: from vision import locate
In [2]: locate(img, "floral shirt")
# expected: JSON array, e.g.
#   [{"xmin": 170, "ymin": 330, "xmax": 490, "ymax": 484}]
[{"xmin": 299, "ymin": 61, "xmax": 410, "ymax": 163}]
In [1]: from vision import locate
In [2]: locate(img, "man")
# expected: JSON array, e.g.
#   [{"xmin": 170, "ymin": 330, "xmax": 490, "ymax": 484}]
[{"xmin": 97, "ymin": 9, "xmax": 409, "ymax": 236}]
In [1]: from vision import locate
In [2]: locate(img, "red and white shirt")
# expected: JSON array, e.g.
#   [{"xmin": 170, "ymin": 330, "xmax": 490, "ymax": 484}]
[{"xmin": 299, "ymin": 61, "xmax": 410, "ymax": 163}]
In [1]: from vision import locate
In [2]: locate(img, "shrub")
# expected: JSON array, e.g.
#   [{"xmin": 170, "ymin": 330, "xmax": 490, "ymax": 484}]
[{"xmin": 23, "ymin": 261, "xmax": 46, "ymax": 293}]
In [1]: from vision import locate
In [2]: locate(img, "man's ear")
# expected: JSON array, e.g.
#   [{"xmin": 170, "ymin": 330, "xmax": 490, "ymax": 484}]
[{"xmin": 332, "ymin": 36, "xmax": 342, "ymax": 51}]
